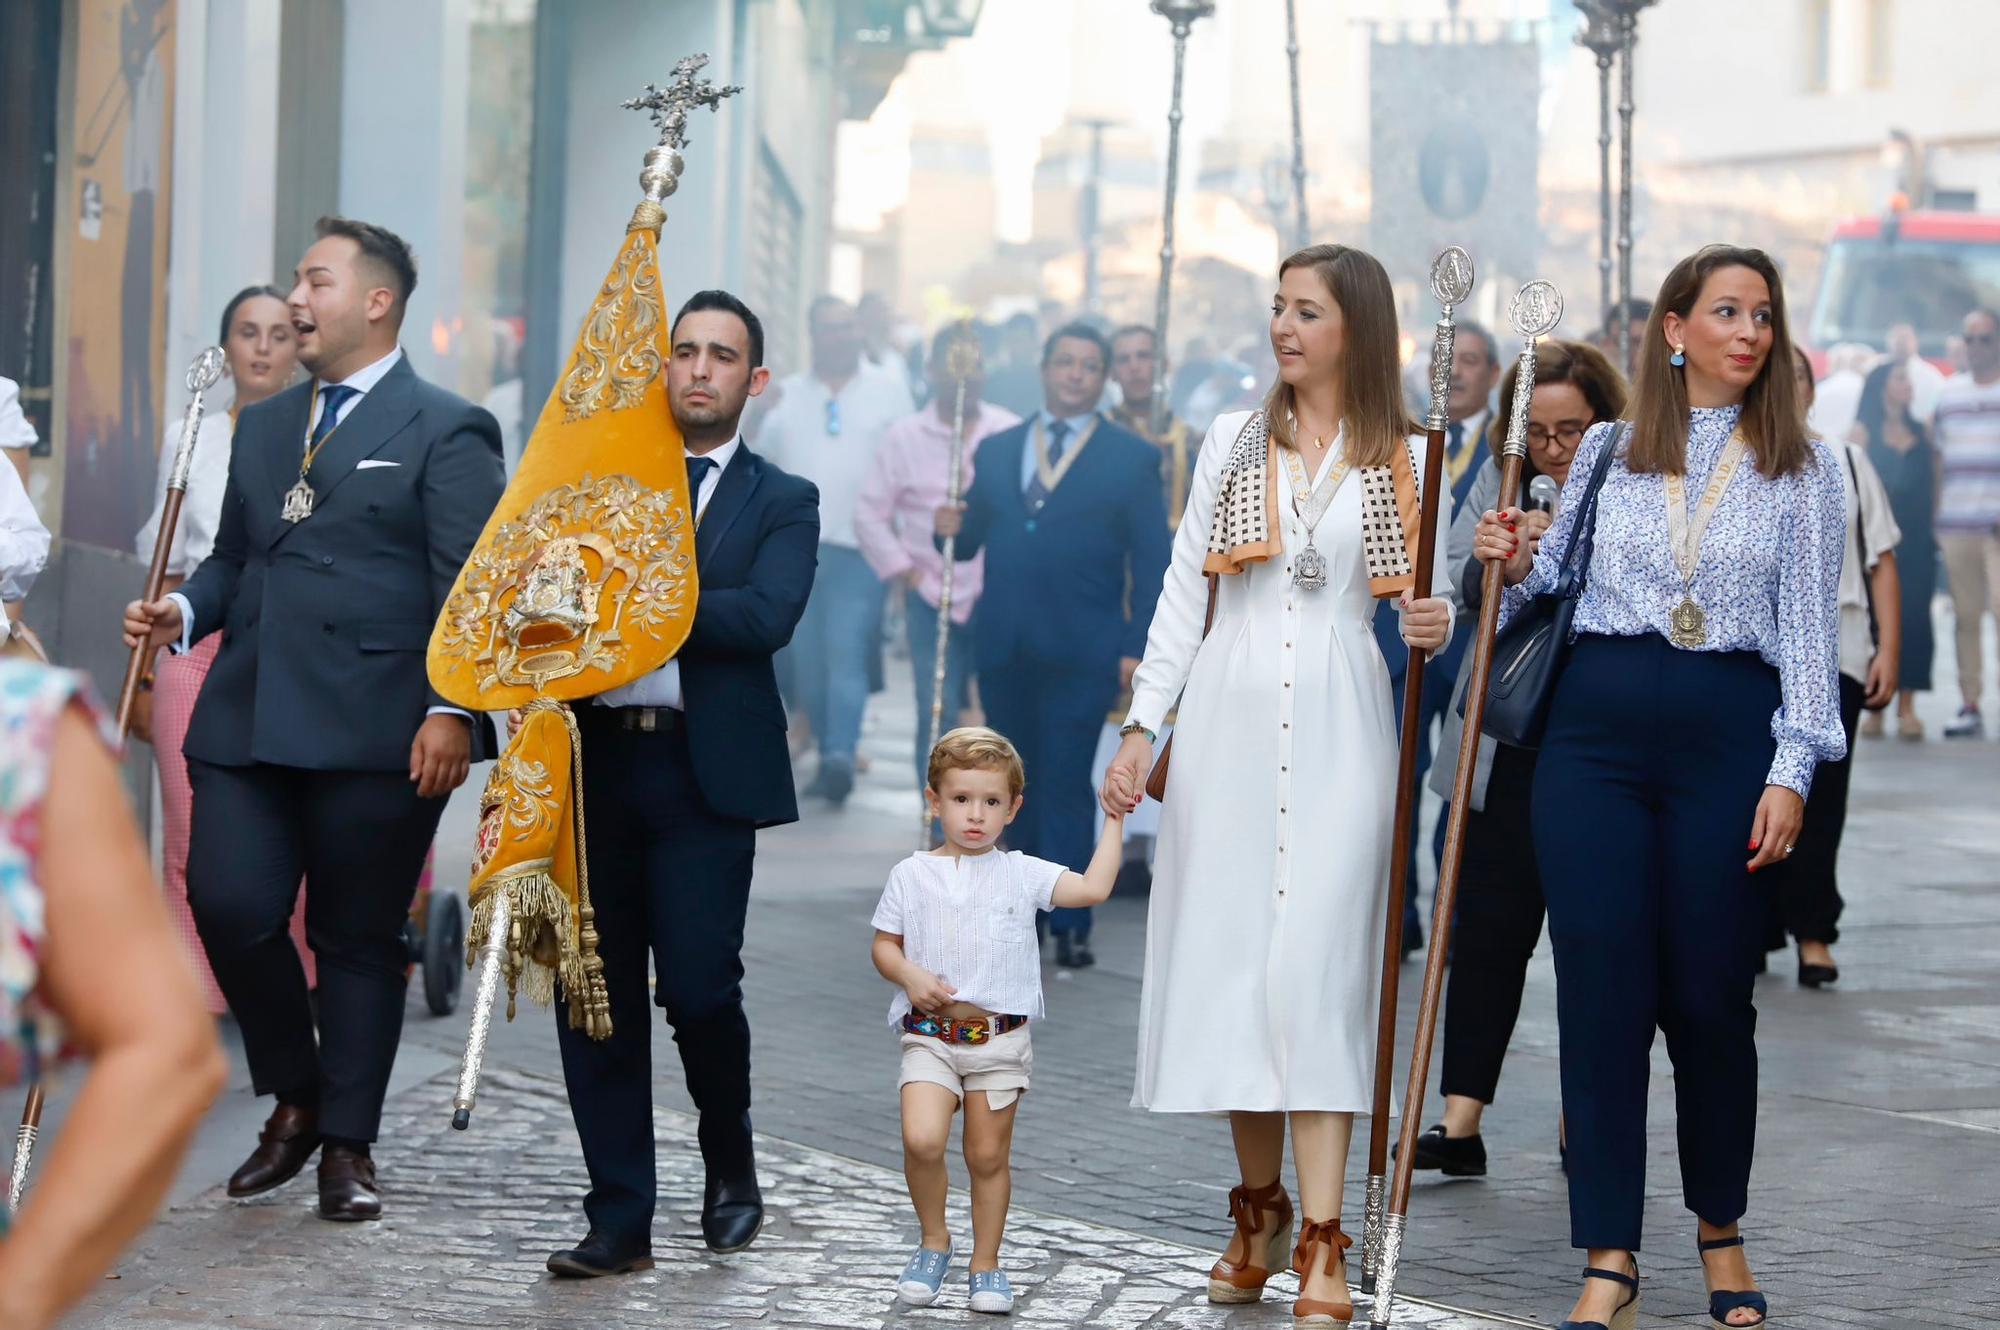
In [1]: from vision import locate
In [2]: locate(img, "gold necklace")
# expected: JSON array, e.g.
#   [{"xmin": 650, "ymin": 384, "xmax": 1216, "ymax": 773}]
[{"xmin": 281, "ymin": 381, "xmax": 348, "ymax": 523}]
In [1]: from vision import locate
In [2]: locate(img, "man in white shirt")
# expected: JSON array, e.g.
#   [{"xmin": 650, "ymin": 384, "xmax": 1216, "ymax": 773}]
[
  {"xmin": 1887, "ymin": 323, "xmax": 1946, "ymax": 421},
  {"xmin": 754, "ymin": 295, "xmax": 914, "ymax": 805},
  {"xmin": 1934, "ymin": 307, "xmax": 2000, "ymax": 737}
]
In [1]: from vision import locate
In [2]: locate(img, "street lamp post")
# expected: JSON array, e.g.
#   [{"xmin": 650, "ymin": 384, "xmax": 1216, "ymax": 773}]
[
  {"xmin": 1285, "ymin": 0, "xmax": 1310, "ymax": 248},
  {"xmin": 1148, "ymin": 0, "xmax": 1214, "ymax": 435},
  {"xmin": 1575, "ymin": 0, "xmax": 1656, "ymax": 376}
]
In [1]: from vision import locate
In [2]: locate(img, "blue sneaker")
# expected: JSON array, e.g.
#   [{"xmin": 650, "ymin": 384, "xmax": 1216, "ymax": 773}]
[
  {"xmin": 968, "ymin": 1268, "xmax": 1015, "ymax": 1314},
  {"xmin": 896, "ymin": 1244, "xmax": 951, "ymax": 1307}
]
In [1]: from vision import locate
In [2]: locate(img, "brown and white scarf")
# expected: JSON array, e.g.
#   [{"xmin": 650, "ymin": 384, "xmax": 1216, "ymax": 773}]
[{"xmin": 1202, "ymin": 409, "xmax": 1424, "ymax": 600}]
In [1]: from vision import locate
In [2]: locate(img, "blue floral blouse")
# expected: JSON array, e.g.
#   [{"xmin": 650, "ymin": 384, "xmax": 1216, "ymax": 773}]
[{"xmin": 1501, "ymin": 406, "xmax": 1847, "ymax": 797}]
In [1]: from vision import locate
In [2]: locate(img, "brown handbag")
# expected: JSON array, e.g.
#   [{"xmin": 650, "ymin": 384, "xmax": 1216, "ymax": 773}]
[{"xmin": 1143, "ymin": 573, "xmax": 1218, "ymax": 803}]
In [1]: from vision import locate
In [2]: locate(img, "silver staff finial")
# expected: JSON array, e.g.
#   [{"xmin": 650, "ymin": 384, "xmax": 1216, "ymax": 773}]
[
  {"xmin": 622, "ymin": 55, "xmax": 741, "ymax": 153},
  {"xmin": 185, "ymin": 346, "xmax": 226, "ymax": 394},
  {"xmin": 1421, "ymin": 247, "xmax": 1476, "ymax": 432},
  {"xmin": 1500, "ymin": 281, "xmax": 1566, "ymax": 460},
  {"xmin": 621, "ymin": 55, "xmax": 743, "ymax": 229}
]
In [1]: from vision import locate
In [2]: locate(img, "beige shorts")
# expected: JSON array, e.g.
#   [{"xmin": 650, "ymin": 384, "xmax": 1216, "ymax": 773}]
[{"xmin": 898, "ymin": 1024, "xmax": 1033, "ymax": 1110}]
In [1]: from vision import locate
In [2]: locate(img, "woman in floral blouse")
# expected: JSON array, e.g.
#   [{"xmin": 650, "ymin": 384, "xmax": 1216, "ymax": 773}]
[
  {"xmin": 0, "ymin": 661, "xmax": 223, "ymax": 1328},
  {"xmin": 1475, "ymin": 247, "xmax": 1844, "ymax": 1330}
]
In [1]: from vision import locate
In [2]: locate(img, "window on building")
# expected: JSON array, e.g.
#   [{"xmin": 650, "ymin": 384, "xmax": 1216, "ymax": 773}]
[
  {"xmin": 1865, "ymin": 0, "xmax": 1893, "ymax": 87},
  {"xmin": 1803, "ymin": 0, "xmax": 1831, "ymax": 93}
]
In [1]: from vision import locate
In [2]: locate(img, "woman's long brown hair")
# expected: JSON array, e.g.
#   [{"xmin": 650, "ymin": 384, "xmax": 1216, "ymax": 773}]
[
  {"xmin": 1626, "ymin": 244, "xmax": 1811, "ymax": 477},
  {"xmin": 1263, "ymin": 244, "xmax": 1414, "ymax": 469}
]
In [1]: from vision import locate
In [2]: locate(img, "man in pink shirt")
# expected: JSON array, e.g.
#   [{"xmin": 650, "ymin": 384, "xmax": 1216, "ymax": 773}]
[{"xmin": 856, "ymin": 326, "xmax": 1020, "ymax": 784}]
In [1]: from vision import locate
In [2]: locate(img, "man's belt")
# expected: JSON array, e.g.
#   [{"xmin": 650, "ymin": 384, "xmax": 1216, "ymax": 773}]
[
  {"xmin": 586, "ymin": 705, "xmax": 682, "ymax": 732},
  {"xmin": 901, "ymin": 1012, "xmax": 1028, "ymax": 1045}
]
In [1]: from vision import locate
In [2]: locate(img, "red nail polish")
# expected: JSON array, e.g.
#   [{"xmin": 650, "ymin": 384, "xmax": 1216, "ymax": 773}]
[{"xmin": 1748, "ymin": 840, "xmax": 1759, "ymax": 850}]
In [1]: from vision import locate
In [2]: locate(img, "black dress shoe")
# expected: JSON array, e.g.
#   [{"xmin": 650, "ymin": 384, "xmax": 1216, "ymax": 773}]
[
  {"xmin": 702, "ymin": 1170, "xmax": 765, "ymax": 1253},
  {"xmin": 1798, "ymin": 961, "xmax": 1839, "ymax": 988},
  {"xmin": 227, "ymin": 1104, "xmax": 322, "ymax": 1198},
  {"xmin": 1397, "ymin": 1123, "xmax": 1488, "ymax": 1177},
  {"xmin": 546, "ymin": 1230, "xmax": 655, "ymax": 1278},
  {"xmin": 316, "ymin": 1145, "xmax": 382, "ymax": 1221}
]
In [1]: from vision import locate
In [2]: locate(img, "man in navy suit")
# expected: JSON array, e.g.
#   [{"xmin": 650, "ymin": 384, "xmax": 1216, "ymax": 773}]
[
  {"xmin": 545, "ymin": 290, "xmax": 819, "ymax": 1278},
  {"xmin": 123, "ymin": 217, "xmax": 505, "ymax": 1221},
  {"xmin": 936, "ymin": 322, "xmax": 1171, "ymax": 967},
  {"xmin": 1374, "ymin": 319, "xmax": 1500, "ymax": 953}
]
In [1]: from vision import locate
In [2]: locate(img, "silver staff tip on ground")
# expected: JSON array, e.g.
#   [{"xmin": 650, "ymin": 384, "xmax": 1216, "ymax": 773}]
[
  {"xmin": 186, "ymin": 345, "xmax": 226, "ymax": 393},
  {"xmin": 1429, "ymin": 246, "xmax": 1475, "ymax": 309}
]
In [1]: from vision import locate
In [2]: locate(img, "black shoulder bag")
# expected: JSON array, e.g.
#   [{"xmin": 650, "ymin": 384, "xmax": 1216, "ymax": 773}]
[{"xmin": 1479, "ymin": 430, "xmax": 1621, "ymax": 749}]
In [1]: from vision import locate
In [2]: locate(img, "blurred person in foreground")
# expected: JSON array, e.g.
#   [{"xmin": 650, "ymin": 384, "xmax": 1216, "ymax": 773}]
[
  {"xmin": 1851, "ymin": 359, "xmax": 1939, "ymax": 739},
  {"xmin": 757, "ymin": 296, "xmax": 913, "ymax": 805},
  {"xmin": 1406, "ymin": 338, "xmax": 1626, "ymax": 1178},
  {"xmin": 0, "ymin": 661, "xmax": 225, "ymax": 1329},
  {"xmin": 856, "ymin": 324, "xmax": 1020, "ymax": 787},
  {"xmin": 936, "ymin": 322, "xmax": 1169, "ymax": 968},
  {"xmin": 131, "ymin": 284, "xmax": 317, "ymax": 1014},
  {"xmin": 1762, "ymin": 345, "xmax": 1900, "ymax": 989},
  {"xmin": 1473, "ymin": 246, "xmax": 1844, "ymax": 1330},
  {"xmin": 0, "ymin": 376, "xmax": 38, "ymax": 485},
  {"xmin": 122, "ymin": 217, "xmax": 503, "ymax": 1222},
  {"xmin": 1933, "ymin": 306, "xmax": 2000, "ymax": 739}
]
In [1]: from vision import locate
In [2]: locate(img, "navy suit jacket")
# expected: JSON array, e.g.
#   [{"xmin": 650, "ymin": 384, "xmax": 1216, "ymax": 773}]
[
  {"xmin": 178, "ymin": 356, "xmax": 505, "ymax": 771},
  {"xmin": 949, "ymin": 415, "xmax": 1171, "ymax": 676},
  {"xmin": 1375, "ymin": 415, "xmax": 1491, "ymax": 686},
  {"xmin": 674, "ymin": 447, "xmax": 819, "ymax": 828}
]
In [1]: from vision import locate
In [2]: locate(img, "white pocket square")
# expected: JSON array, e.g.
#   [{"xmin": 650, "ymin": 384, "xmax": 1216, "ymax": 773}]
[{"xmin": 356, "ymin": 459, "xmax": 401, "ymax": 470}]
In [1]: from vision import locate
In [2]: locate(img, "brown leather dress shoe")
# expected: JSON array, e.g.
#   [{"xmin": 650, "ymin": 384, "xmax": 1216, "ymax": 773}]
[
  {"xmin": 226, "ymin": 1104, "xmax": 322, "ymax": 1199},
  {"xmin": 317, "ymin": 1145, "xmax": 382, "ymax": 1222}
]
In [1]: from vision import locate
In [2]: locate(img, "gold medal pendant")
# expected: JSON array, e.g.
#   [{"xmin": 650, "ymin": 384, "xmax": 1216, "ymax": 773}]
[
  {"xmin": 282, "ymin": 477, "xmax": 316, "ymax": 523},
  {"xmin": 1669, "ymin": 595, "xmax": 1707, "ymax": 648}
]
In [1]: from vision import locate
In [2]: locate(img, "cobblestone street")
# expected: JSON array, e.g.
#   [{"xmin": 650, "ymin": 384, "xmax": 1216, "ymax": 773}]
[{"xmin": 16, "ymin": 618, "xmax": 2000, "ymax": 1328}]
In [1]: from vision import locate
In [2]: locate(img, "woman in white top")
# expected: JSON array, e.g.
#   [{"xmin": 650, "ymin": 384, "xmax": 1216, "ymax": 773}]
[
  {"xmin": 1100, "ymin": 244, "xmax": 1453, "ymax": 1326},
  {"xmin": 133, "ymin": 286, "xmax": 315, "ymax": 1012}
]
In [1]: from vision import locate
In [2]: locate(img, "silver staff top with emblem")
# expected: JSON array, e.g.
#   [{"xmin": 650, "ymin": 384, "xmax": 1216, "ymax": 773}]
[
  {"xmin": 1423, "ymin": 246, "xmax": 1475, "ymax": 433},
  {"xmin": 621, "ymin": 55, "xmax": 743, "ymax": 221},
  {"xmin": 186, "ymin": 345, "xmax": 226, "ymax": 394},
  {"xmin": 1499, "ymin": 280, "xmax": 1566, "ymax": 460}
]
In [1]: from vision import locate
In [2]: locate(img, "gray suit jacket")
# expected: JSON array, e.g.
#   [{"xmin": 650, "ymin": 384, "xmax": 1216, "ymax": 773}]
[{"xmin": 178, "ymin": 356, "xmax": 505, "ymax": 771}]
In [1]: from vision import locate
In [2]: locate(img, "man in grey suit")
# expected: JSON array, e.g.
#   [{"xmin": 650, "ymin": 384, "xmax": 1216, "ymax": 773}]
[{"xmin": 124, "ymin": 217, "xmax": 504, "ymax": 1222}]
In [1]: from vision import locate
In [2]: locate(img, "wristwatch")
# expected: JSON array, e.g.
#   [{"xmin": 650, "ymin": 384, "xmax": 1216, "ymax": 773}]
[{"xmin": 1119, "ymin": 720, "xmax": 1156, "ymax": 744}]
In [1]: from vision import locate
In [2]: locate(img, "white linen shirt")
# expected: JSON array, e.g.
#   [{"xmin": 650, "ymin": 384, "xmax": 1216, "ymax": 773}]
[
  {"xmin": 0, "ymin": 459, "xmax": 49, "ymax": 602},
  {"xmin": 596, "ymin": 436, "xmax": 739, "ymax": 710},
  {"xmin": 871, "ymin": 849, "xmax": 1064, "ymax": 1027},
  {"xmin": 755, "ymin": 362, "xmax": 912, "ymax": 549},
  {"xmin": 1836, "ymin": 439, "xmax": 1901, "ymax": 684},
  {"xmin": 0, "ymin": 378, "xmax": 37, "ymax": 451}
]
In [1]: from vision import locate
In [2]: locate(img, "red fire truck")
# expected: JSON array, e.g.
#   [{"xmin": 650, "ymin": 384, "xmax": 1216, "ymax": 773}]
[{"xmin": 1805, "ymin": 209, "xmax": 2000, "ymax": 369}]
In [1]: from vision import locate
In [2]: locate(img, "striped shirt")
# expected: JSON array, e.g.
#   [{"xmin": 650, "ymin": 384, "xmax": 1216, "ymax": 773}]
[{"xmin": 1933, "ymin": 372, "xmax": 2000, "ymax": 533}]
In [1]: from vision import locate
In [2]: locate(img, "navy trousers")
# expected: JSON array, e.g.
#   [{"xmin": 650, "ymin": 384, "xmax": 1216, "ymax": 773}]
[
  {"xmin": 1531, "ymin": 634, "xmax": 1778, "ymax": 1251},
  {"xmin": 978, "ymin": 656, "xmax": 1118, "ymax": 937},
  {"xmin": 555, "ymin": 710, "xmax": 758, "ymax": 1245}
]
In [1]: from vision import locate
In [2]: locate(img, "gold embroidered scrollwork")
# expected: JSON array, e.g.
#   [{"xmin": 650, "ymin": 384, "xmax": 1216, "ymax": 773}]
[{"xmin": 559, "ymin": 236, "xmax": 664, "ymax": 423}]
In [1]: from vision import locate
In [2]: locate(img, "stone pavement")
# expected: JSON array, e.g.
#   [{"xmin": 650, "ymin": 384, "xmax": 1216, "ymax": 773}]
[
  {"xmin": 18, "ymin": 609, "xmax": 2000, "ymax": 1327},
  {"xmin": 69, "ymin": 1066, "xmax": 1501, "ymax": 1330}
]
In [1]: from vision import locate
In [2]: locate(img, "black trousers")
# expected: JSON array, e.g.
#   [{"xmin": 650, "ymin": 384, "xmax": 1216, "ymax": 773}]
[
  {"xmin": 556, "ymin": 710, "xmax": 757, "ymax": 1245},
  {"xmin": 1766, "ymin": 672, "xmax": 1863, "ymax": 947},
  {"xmin": 978, "ymin": 657, "xmax": 1117, "ymax": 938},
  {"xmin": 1532, "ymin": 635, "xmax": 1777, "ymax": 1251},
  {"xmin": 1439, "ymin": 741, "xmax": 1546, "ymax": 1105},
  {"xmin": 186, "ymin": 759, "xmax": 445, "ymax": 1142}
]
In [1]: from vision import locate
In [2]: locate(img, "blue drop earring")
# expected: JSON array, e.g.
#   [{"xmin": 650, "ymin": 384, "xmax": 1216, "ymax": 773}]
[{"xmin": 1670, "ymin": 345, "xmax": 1686, "ymax": 366}]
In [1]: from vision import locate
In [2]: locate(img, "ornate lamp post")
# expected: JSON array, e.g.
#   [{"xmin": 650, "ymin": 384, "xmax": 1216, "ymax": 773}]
[
  {"xmin": 1285, "ymin": 0, "xmax": 1310, "ymax": 248},
  {"xmin": 1574, "ymin": 0, "xmax": 1657, "ymax": 375},
  {"xmin": 1148, "ymin": 0, "xmax": 1215, "ymax": 434}
]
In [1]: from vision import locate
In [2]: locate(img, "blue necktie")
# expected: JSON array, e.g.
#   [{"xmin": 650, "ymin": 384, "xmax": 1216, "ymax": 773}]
[
  {"xmin": 1026, "ymin": 420, "xmax": 1070, "ymax": 512},
  {"xmin": 1447, "ymin": 420, "xmax": 1465, "ymax": 459},
  {"xmin": 686, "ymin": 454, "xmax": 717, "ymax": 498},
  {"xmin": 311, "ymin": 384, "xmax": 357, "ymax": 452}
]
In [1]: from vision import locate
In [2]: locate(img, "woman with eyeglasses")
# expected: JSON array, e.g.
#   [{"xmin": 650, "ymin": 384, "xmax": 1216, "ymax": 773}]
[{"xmin": 1403, "ymin": 339, "xmax": 1626, "ymax": 1180}]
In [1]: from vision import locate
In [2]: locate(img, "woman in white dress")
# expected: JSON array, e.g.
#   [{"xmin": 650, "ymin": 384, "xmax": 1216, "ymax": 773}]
[{"xmin": 1102, "ymin": 244, "xmax": 1453, "ymax": 1326}]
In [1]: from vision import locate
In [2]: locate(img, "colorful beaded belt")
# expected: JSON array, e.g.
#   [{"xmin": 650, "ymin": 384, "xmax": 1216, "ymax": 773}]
[{"xmin": 901, "ymin": 1012, "xmax": 1028, "ymax": 1045}]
